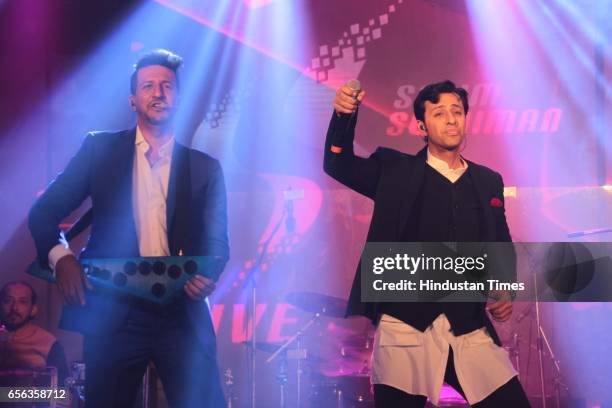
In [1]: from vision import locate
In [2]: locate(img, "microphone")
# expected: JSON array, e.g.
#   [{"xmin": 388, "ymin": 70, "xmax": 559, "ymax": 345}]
[
  {"xmin": 283, "ymin": 188, "xmax": 304, "ymax": 234},
  {"xmin": 331, "ymin": 79, "xmax": 361, "ymax": 153},
  {"xmin": 346, "ymin": 79, "xmax": 361, "ymax": 99}
]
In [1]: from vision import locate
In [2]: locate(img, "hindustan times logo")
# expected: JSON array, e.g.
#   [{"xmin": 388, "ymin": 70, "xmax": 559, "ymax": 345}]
[{"xmin": 372, "ymin": 253, "xmax": 487, "ymax": 275}]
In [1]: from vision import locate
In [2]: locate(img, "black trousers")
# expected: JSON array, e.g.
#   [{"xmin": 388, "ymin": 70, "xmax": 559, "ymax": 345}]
[
  {"xmin": 373, "ymin": 347, "xmax": 531, "ymax": 408},
  {"xmin": 83, "ymin": 306, "xmax": 225, "ymax": 408}
]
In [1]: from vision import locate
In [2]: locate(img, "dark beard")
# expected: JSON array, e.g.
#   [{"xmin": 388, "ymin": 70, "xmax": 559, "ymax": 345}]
[{"xmin": 1, "ymin": 315, "xmax": 30, "ymax": 331}]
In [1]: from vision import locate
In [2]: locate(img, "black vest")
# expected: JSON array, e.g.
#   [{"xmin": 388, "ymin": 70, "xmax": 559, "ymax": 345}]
[{"xmin": 381, "ymin": 165, "xmax": 489, "ymax": 336}]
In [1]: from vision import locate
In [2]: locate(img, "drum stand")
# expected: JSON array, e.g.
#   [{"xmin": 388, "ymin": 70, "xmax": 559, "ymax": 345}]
[
  {"xmin": 244, "ymin": 203, "xmax": 288, "ymax": 408},
  {"xmin": 267, "ymin": 313, "xmax": 321, "ymax": 408},
  {"xmin": 517, "ymin": 243, "xmax": 569, "ymax": 408},
  {"xmin": 507, "ymin": 332, "xmax": 521, "ymax": 380},
  {"xmin": 528, "ymin": 271, "xmax": 568, "ymax": 408},
  {"xmin": 275, "ymin": 350, "xmax": 289, "ymax": 408},
  {"xmin": 224, "ymin": 369, "xmax": 235, "ymax": 408}
]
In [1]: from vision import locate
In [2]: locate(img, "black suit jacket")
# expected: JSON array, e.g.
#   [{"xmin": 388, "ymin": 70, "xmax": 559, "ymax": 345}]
[
  {"xmin": 323, "ymin": 112, "xmax": 512, "ymax": 343},
  {"xmin": 29, "ymin": 128, "xmax": 229, "ymax": 351}
]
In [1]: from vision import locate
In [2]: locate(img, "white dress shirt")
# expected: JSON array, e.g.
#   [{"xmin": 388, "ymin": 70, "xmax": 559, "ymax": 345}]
[
  {"xmin": 132, "ymin": 128, "xmax": 173, "ymax": 257},
  {"xmin": 370, "ymin": 149, "xmax": 517, "ymax": 405}
]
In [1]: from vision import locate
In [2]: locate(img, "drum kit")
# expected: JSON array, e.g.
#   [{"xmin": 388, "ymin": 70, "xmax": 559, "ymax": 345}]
[
  {"xmin": 64, "ymin": 362, "xmax": 86, "ymax": 408},
  {"xmin": 234, "ymin": 291, "xmax": 375, "ymax": 408},
  {"xmin": 251, "ymin": 291, "xmax": 473, "ymax": 408},
  {"xmin": 274, "ymin": 291, "xmax": 576, "ymax": 408}
]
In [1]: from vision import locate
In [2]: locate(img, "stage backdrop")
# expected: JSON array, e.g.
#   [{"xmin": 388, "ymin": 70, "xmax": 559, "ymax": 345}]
[{"xmin": 0, "ymin": 0, "xmax": 611, "ymax": 406}]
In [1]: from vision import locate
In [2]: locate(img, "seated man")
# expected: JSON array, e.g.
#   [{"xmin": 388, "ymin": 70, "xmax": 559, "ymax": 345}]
[{"xmin": 0, "ymin": 281, "xmax": 68, "ymax": 385}]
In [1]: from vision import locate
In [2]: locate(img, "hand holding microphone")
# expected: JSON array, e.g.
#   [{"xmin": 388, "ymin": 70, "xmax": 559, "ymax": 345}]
[
  {"xmin": 330, "ymin": 80, "xmax": 365, "ymax": 154},
  {"xmin": 333, "ymin": 79, "xmax": 365, "ymax": 114}
]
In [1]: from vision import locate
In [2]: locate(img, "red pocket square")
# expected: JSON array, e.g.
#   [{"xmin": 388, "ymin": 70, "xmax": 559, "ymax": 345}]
[{"xmin": 490, "ymin": 197, "xmax": 504, "ymax": 208}]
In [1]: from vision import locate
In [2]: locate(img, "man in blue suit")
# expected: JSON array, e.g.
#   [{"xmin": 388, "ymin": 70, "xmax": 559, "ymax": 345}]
[{"xmin": 29, "ymin": 49, "xmax": 229, "ymax": 407}]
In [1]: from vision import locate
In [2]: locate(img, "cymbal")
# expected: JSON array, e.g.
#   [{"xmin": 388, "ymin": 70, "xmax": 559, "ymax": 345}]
[
  {"xmin": 317, "ymin": 354, "xmax": 371, "ymax": 377},
  {"xmin": 339, "ymin": 333, "xmax": 374, "ymax": 349},
  {"xmin": 286, "ymin": 292, "xmax": 347, "ymax": 318},
  {"xmin": 339, "ymin": 345, "xmax": 370, "ymax": 361},
  {"xmin": 314, "ymin": 338, "xmax": 373, "ymax": 378}
]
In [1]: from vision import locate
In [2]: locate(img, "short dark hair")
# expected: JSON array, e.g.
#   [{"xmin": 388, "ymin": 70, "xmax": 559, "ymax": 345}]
[
  {"xmin": 130, "ymin": 49, "xmax": 183, "ymax": 94},
  {"xmin": 0, "ymin": 281, "xmax": 37, "ymax": 305},
  {"xmin": 413, "ymin": 80, "xmax": 469, "ymax": 122}
]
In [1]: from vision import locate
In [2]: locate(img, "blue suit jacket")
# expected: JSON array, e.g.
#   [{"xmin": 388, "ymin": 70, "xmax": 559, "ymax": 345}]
[{"xmin": 29, "ymin": 128, "xmax": 229, "ymax": 352}]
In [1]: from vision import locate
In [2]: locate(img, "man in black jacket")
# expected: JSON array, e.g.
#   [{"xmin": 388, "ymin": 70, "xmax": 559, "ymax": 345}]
[
  {"xmin": 29, "ymin": 50, "xmax": 229, "ymax": 408},
  {"xmin": 324, "ymin": 80, "xmax": 530, "ymax": 407}
]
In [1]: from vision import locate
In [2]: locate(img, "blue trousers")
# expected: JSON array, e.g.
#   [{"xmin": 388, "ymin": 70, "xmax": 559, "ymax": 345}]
[{"xmin": 83, "ymin": 305, "xmax": 225, "ymax": 408}]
